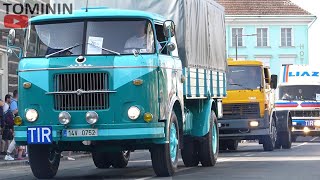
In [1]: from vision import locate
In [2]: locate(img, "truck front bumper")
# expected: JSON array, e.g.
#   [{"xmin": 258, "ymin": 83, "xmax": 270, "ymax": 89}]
[
  {"xmin": 218, "ymin": 118, "xmax": 269, "ymax": 140},
  {"xmin": 14, "ymin": 123, "xmax": 165, "ymax": 144},
  {"xmin": 292, "ymin": 119, "xmax": 320, "ymax": 137}
]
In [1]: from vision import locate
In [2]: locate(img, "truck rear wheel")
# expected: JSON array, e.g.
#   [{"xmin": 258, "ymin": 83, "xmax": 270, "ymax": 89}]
[
  {"xmin": 151, "ymin": 112, "xmax": 179, "ymax": 177},
  {"xmin": 199, "ymin": 111, "xmax": 219, "ymax": 167},
  {"xmin": 181, "ymin": 138, "xmax": 199, "ymax": 167},
  {"xmin": 92, "ymin": 152, "xmax": 112, "ymax": 169},
  {"xmin": 112, "ymin": 151, "xmax": 131, "ymax": 168},
  {"xmin": 28, "ymin": 145, "xmax": 60, "ymax": 179}
]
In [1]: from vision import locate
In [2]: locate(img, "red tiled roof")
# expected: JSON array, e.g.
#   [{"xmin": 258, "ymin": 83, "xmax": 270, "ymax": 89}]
[{"xmin": 215, "ymin": 0, "xmax": 312, "ymax": 15}]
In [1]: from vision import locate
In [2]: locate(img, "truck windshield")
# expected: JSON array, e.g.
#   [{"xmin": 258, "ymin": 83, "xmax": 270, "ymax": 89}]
[
  {"xmin": 279, "ymin": 85, "xmax": 320, "ymax": 101},
  {"xmin": 24, "ymin": 20, "xmax": 155, "ymax": 57},
  {"xmin": 227, "ymin": 66, "xmax": 262, "ymax": 90}
]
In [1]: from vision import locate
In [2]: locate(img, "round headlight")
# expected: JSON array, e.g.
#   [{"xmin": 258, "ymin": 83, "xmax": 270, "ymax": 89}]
[
  {"xmin": 59, "ymin": 111, "xmax": 71, "ymax": 125},
  {"xmin": 86, "ymin": 111, "xmax": 99, "ymax": 124},
  {"xmin": 128, "ymin": 106, "xmax": 140, "ymax": 120},
  {"xmin": 26, "ymin": 109, "xmax": 38, "ymax": 122}
]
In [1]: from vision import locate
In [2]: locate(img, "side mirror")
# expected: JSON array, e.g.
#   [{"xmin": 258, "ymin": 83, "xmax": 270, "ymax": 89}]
[
  {"xmin": 7, "ymin": 29, "xmax": 16, "ymax": 46},
  {"xmin": 270, "ymin": 75, "xmax": 278, "ymax": 89},
  {"xmin": 163, "ymin": 20, "xmax": 175, "ymax": 38},
  {"xmin": 167, "ymin": 42, "xmax": 176, "ymax": 52}
]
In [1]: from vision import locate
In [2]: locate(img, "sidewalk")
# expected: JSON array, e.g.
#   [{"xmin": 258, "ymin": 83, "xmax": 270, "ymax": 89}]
[{"xmin": 0, "ymin": 152, "xmax": 92, "ymax": 167}]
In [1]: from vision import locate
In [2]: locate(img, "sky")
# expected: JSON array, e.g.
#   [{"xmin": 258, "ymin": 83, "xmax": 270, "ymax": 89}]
[{"xmin": 292, "ymin": 0, "xmax": 320, "ymax": 65}]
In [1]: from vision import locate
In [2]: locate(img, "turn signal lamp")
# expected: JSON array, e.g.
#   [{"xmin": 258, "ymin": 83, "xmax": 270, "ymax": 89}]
[
  {"xmin": 23, "ymin": 82, "xmax": 32, "ymax": 89},
  {"xmin": 144, "ymin": 113, "xmax": 153, "ymax": 123},
  {"xmin": 14, "ymin": 116, "xmax": 22, "ymax": 126},
  {"xmin": 133, "ymin": 79, "xmax": 143, "ymax": 86}
]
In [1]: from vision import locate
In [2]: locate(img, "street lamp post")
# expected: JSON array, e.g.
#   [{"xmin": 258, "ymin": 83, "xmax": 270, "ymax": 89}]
[{"xmin": 234, "ymin": 34, "xmax": 257, "ymax": 60}]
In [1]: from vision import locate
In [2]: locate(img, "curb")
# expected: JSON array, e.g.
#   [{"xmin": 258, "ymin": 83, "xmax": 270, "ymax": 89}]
[{"xmin": 0, "ymin": 154, "xmax": 92, "ymax": 167}]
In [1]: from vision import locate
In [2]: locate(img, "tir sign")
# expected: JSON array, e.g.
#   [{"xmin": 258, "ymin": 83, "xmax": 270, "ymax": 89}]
[{"xmin": 27, "ymin": 127, "xmax": 53, "ymax": 144}]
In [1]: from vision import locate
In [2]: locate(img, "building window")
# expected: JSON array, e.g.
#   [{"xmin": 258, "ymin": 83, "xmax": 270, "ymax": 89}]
[
  {"xmin": 231, "ymin": 28, "xmax": 243, "ymax": 47},
  {"xmin": 257, "ymin": 28, "xmax": 268, "ymax": 47},
  {"xmin": 281, "ymin": 28, "xmax": 293, "ymax": 47},
  {"xmin": 280, "ymin": 57, "xmax": 296, "ymax": 66}
]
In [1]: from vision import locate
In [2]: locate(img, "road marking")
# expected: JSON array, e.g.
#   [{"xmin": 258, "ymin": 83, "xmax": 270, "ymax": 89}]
[
  {"xmin": 310, "ymin": 137, "xmax": 318, "ymax": 142},
  {"xmin": 292, "ymin": 142, "xmax": 308, "ymax": 148}
]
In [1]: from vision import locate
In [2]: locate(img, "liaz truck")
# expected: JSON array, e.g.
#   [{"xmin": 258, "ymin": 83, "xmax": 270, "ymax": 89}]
[
  {"xmin": 7, "ymin": 0, "xmax": 227, "ymax": 178},
  {"xmin": 218, "ymin": 60, "xmax": 292, "ymax": 151},
  {"xmin": 276, "ymin": 65, "xmax": 320, "ymax": 142}
]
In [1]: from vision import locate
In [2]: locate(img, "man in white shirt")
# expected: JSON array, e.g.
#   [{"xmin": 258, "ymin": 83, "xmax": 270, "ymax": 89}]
[{"xmin": 124, "ymin": 22, "xmax": 161, "ymax": 54}]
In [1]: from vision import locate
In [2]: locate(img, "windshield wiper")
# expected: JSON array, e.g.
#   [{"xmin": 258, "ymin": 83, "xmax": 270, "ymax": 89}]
[
  {"xmin": 229, "ymin": 83, "xmax": 253, "ymax": 90},
  {"xmin": 45, "ymin": 43, "xmax": 82, "ymax": 58},
  {"xmin": 87, "ymin": 42, "xmax": 120, "ymax": 56}
]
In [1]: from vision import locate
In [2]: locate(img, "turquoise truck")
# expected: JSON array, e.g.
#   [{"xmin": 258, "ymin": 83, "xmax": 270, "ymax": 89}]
[{"xmin": 7, "ymin": 0, "xmax": 227, "ymax": 178}]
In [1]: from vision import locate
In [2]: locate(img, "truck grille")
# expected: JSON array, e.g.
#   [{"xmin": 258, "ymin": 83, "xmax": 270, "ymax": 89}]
[
  {"xmin": 291, "ymin": 110, "xmax": 320, "ymax": 117},
  {"xmin": 222, "ymin": 103, "xmax": 260, "ymax": 119},
  {"xmin": 54, "ymin": 73, "xmax": 108, "ymax": 111}
]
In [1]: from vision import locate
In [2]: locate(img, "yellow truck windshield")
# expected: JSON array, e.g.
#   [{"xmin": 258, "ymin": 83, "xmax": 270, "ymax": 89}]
[{"xmin": 227, "ymin": 66, "xmax": 262, "ymax": 90}]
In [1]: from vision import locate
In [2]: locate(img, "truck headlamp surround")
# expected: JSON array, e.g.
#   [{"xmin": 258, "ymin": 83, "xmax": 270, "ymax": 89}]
[
  {"xmin": 26, "ymin": 109, "xmax": 38, "ymax": 122},
  {"xmin": 86, "ymin": 111, "xmax": 99, "ymax": 124},
  {"xmin": 128, "ymin": 106, "xmax": 141, "ymax": 120},
  {"xmin": 59, "ymin": 111, "xmax": 71, "ymax": 125}
]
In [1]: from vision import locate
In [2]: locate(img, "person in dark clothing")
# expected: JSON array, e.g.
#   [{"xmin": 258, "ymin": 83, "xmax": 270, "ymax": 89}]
[{"xmin": 2, "ymin": 94, "xmax": 13, "ymax": 157}]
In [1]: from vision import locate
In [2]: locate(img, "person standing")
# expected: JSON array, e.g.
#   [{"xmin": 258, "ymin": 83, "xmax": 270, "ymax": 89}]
[
  {"xmin": 2, "ymin": 95, "xmax": 12, "ymax": 155},
  {"xmin": 0, "ymin": 98, "xmax": 4, "ymax": 155},
  {"xmin": 4, "ymin": 90, "xmax": 24, "ymax": 161}
]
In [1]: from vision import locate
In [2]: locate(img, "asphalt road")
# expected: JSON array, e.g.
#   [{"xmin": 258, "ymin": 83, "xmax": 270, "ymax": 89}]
[{"xmin": 1, "ymin": 136, "xmax": 320, "ymax": 180}]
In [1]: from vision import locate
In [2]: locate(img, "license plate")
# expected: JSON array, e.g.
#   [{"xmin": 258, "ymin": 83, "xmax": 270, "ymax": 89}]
[
  {"xmin": 63, "ymin": 129, "xmax": 98, "ymax": 137},
  {"xmin": 27, "ymin": 126, "xmax": 52, "ymax": 144}
]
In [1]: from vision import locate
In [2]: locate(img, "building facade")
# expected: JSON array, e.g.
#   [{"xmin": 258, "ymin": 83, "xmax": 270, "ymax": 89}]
[{"xmin": 217, "ymin": 0, "xmax": 316, "ymax": 75}]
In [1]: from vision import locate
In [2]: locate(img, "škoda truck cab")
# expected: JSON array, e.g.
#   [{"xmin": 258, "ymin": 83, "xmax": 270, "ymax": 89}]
[
  {"xmin": 219, "ymin": 60, "xmax": 292, "ymax": 151},
  {"xmin": 7, "ymin": 1, "xmax": 227, "ymax": 178}
]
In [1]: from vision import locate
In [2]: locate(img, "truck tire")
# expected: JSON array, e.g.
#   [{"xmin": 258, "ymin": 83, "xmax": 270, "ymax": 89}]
[
  {"xmin": 199, "ymin": 111, "xmax": 219, "ymax": 167},
  {"xmin": 92, "ymin": 151, "xmax": 112, "ymax": 169},
  {"xmin": 280, "ymin": 132, "xmax": 292, "ymax": 149},
  {"xmin": 226, "ymin": 140, "xmax": 239, "ymax": 151},
  {"xmin": 112, "ymin": 151, "xmax": 131, "ymax": 168},
  {"xmin": 28, "ymin": 145, "xmax": 61, "ymax": 179},
  {"xmin": 151, "ymin": 112, "xmax": 179, "ymax": 177},
  {"xmin": 219, "ymin": 140, "xmax": 228, "ymax": 151},
  {"xmin": 263, "ymin": 119, "xmax": 276, "ymax": 151},
  {"xmin": 181, "ymin": 138, "xmax": 199, "ymax": 167},
  {"xmin": 275, "ymin": 111, "xmax": 292, "ymax": 149},
  {"xmin": 292, "ymin": 135, "xmax": 297, "ymax": 142}
]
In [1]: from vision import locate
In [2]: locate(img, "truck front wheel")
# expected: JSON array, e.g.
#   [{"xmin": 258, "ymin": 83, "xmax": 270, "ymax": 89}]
[
  {"xmin": 92, "ymin": 152, "xmax": 112, "ymax": 169},
  {"xmin": 226, "ymin": 140, "xmax": 239, "ymax": 151},
  {"xmin": 199, "ymin": 111, "xmax": 219, "ymax": 167},
  {"xmin": 263, "ymin": 120, "xmax": 276, "ymax": 151},
  {"xmin": 28, "ymin": 145, "xmax": 61, "ymax": 179},
  {"xmin": 151, "ymin": 112, "xmax": 179, "ymax": 177}
]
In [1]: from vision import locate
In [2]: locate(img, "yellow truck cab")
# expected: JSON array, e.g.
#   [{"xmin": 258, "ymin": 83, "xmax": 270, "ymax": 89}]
[{"xmin": 219, "ymin": 60, "xmax": 292, "ymax": 151}]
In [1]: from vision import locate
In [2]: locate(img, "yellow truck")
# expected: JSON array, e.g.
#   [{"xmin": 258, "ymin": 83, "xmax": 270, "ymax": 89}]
[{"xmin": 219, "ymin": 60, "xmax": 292, "ymax": 151}]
